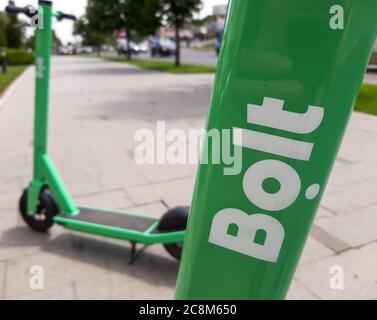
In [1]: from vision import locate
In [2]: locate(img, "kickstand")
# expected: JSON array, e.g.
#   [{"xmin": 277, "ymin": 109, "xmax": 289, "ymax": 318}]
[{"xmin": 128, "ymin": 241, "xmax": 149, "ymax": 265}]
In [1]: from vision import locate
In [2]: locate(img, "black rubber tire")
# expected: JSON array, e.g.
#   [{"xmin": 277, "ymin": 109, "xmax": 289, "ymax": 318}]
[
  {"xmin": 19, "ymin": 188, "xmax": 59, "ymax": 233},
  {"xmin": 158, "ymin": 206, "xmax": 189, "ymax": 260}
]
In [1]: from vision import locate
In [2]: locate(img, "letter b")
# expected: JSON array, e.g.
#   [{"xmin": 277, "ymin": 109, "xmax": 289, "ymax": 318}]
[{"xmin": 209, "ymin": 209, "xmax": 284, "ymax": 262}]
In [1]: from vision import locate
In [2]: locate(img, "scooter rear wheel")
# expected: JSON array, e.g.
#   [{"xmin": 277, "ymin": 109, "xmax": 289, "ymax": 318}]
[
  {"xmin": 19, "ymin": 188, "xmax": 59, "ymax": 233},
  {"xmin": 158, "ymin": 206, "xmax": 189, "ymax": 260}
]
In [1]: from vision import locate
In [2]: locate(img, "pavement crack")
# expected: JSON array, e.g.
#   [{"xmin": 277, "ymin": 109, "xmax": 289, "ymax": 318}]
[
  {"xmin": 319, "ymin": 204, "xmax": 339, "ymax": 216},
  {"xmin": 310, "ymin": 224, "xmax": 351, "ymax": 253}
]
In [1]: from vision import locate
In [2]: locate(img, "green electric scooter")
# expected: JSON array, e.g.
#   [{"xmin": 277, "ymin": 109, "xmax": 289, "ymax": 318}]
[{"xmin": 6, "ymin": 0, "xmax": 188, "ymax": 263}]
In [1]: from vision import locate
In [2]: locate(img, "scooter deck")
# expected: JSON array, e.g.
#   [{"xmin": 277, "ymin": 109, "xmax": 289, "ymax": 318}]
[
  {"xmin": 59, "ymin": 207, "xmax": 158, "ymax": 232},
  {"xmin": 54, "ymin": 207, "xmax": 185, "ymax": 245}
]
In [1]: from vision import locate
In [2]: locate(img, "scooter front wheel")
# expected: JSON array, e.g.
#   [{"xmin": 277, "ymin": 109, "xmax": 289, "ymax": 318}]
[{"xmin": 19, "ymin": 188, "xmax": 59, "ymax": 233}]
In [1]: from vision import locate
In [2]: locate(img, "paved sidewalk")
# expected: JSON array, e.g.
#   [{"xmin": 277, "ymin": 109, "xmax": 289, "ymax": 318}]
[{"xmin": 0, "ymin": 57, "xmax": 376, "ymax": 299}]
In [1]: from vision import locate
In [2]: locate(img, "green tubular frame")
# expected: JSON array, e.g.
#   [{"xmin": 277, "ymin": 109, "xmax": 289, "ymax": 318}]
[
  {"xmin": 175, "ymin": 0, "xmax": 377, "ymax": 299},
  {"xmin": 27, "ymin": 0, "xmax": 78, "ymax": 216},
  {"xmin": 54, "ymin": 207, "xmax": 185, "ymax": 245}
]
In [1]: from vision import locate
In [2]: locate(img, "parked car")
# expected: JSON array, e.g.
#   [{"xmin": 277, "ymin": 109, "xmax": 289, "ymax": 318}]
[
  {"xmin": 117, "ymin": 42, "xmax": 142, "ymax": 56},
  {"xmin": 150, "ymin": 37, "xmax": 176, "ymax": 57},
  {"xmin": 138, "ymin": 41, "xmax": 149, "ymax": 53},
  {"xmin": 77, "ymin": 46, "xmax": 93, "ymax": 55},
  {"xmin": 58, "ymin": 46, "xmax": 74, "ymax": 55}
]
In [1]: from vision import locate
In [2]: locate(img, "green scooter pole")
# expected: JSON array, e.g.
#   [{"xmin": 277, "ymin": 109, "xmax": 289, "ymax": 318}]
[
  {"xmin": 27, "ymin": 0, "xmax": 78, "ymax": 215},
  {"xmin": 176, "ymin": 0, "xmax": 377, "ymax": 299}
]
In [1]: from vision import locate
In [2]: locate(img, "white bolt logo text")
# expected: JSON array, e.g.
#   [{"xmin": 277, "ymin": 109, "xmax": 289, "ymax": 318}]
[{"xmin": 209, "ymin": 97, "xmax": 324, "ymax": 262}]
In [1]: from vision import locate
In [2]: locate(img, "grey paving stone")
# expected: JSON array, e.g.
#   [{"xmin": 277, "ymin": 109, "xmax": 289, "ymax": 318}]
[
  {"xmin": 0, "ymin": 262, "xmax": 5, "ymax": 299},
  {"xmin": 315, "ymin": 204, "xmax": 377, "ymax": 248},
  {"xmin": 320, "ymin": 177, "xmax": 377, "ymax": 215},
  {"xmin": 124, "ymin": 201, "xmax": 168, "ymax": 219},
  {"xmin": 0, "ymin": 222, "xmax": 50, "ymax": 261},
  {"xmin": 294, "ymin": 242, "xmax": 377, "ymax": 300},
  {"xmin": 74, "ymin": 276, "xmax": 112, "ymax": 300},
  {"xmin": 75, "ymin": 270, "xmax": 175, "ymax": 300},
  {"xmin": 286, "ymin": 279, "xmax": 319, "ymax": 300},
  {"xmin": 7, "ymin": 282, "xmax": 77, "ymax": 300},
  {"xmin": 74, "ymin": 189, "xmax": 133, "ymax": 210},
  {"xmin": 4, "ymin": 238, "xmax": 109, "ymax": 298},
  {"xmin": 299, "ymin": 236, "xmax": 334, "ymax": 265},
  {"xmin": 126, "ymin": 177, "xmax": 195, "ymax": 207},
  {"xmin": 348, "ymin": 111, "xmax": 377, "ymax": 134},
  {"xmin": 315, "ymin": 206, "xmax": 335, "ymax": 220},
  {"xmin": 141, "ymin": 163, "xmax": 197, "ymax": 184},
  {"xmin": 74, "ymin": 241, "xmax": 178, "ymax": 299},
  {"xmin": 310, "ymin": 224, "xmax": 351, "ymax": 253},
  {"xmin": 337, "ymin": 121, "xmax": 377, "ymax": 163},
  {"xmin": 0, "ymin": 208, "xmax": 18, "ymax": 233}
]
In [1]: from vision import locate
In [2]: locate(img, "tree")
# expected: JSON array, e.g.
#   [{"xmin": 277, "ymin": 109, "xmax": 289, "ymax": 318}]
[
  {"xmin": 74, "ymin": 0, "xmax": 119, "ymax": 55},
  {"xmin": 53, "ymin": 30, "xmax": 62, "ymax": 49},
  {"xmin": 119, "ymin": 0, "xmax": 142, "ymax": 61},
  {"xmin": 74, "ymin": 0, "xmax": 161, "ymax": 60},
  {"xmin": 25, "ymin": 33, "xmax": 35, "ymax": 50},
  {"xmin": 137, "ymin": 0, "xmax": 162, "ymax": 36},
  {"xmin": 121, "ymin": 0, "xmax": 162, "ymax": 60},
  {"xmin": 74, "ymin": 17, "xmax": 111, "ymax": 55},
  {"xmin": 6, "ymin": 11, "xmax": 24, "ymax": 48},
  {"xmin": 0, "ymin": 12, "xmax": 9, "ymax": 47},
  {"xmin": 160, "ymin": 0, "xmax": 202, "ymax": 66}
]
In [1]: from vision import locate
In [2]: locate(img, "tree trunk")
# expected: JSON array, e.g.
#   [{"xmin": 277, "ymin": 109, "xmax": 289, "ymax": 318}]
[
  {"xmin": 174, "ymin": 21, "xmax": 180, "ymax": 67},
  {"xmin": 126, "ymin": 28, "xmax": 132, "ymax": 61}
]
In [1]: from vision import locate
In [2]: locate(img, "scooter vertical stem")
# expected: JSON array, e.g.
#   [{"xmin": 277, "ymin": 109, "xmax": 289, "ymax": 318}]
[
  {"xmin": 33, "ymin": 0, "xmax": 52, "ymax": 180},
  {"xmin": 27, "ymin": 0, "xmax": 78, "ymax": 215},
  {"xmin": 176, "ymin": 0, "xmax": 377, "ymax": 299}
]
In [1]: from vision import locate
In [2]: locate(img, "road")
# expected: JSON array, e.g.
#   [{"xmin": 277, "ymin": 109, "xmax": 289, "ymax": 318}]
[{"xmin": 136, "ymin": 48, "xmax": 218, "ymax": 67}]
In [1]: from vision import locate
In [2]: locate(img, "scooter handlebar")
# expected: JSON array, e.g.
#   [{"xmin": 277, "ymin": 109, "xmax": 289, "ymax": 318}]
[
  {"xmin": 5, "ymin": 4, "xmax": 36, "ymax": 18},
  {"xmin": 56, "ymin": 11, "xmax": 77, "ymax": 21}
]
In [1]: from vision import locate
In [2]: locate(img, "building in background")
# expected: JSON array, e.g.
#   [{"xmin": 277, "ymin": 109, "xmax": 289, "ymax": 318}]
[{"xmin": 213, "ymin": 4, "xmax": 227, "ymax": 31}]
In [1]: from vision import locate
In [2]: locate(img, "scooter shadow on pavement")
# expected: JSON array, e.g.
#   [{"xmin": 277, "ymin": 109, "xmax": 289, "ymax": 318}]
[
  {"xmin": 1, "ymin": 226, "xmax": 180, "ymax": 288},
  {"xmin": 0, "ymin": 226, "xmax": 51, "ymax": 248},
  {"xmin": 77, "ymin": 86, "xmax": 211, "ymax": 123}
]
